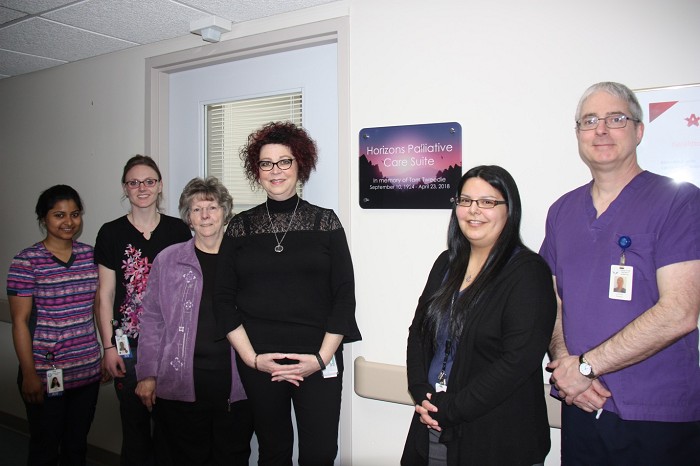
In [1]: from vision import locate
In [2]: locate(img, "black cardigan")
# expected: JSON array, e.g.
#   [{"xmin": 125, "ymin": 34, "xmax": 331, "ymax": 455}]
[{"xmin": 402, "ymin": 249, "xmax": 556, "ymax": 466}]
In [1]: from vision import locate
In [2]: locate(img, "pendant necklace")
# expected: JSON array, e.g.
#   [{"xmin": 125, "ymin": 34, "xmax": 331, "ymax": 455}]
[{"xmin": 265, "ymin": 196, "xmax": 300, "ymax": 253}]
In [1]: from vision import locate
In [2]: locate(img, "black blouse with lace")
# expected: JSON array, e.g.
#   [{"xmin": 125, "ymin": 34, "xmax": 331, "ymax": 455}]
[{"xmin": 215, "ymin": 195, "xmax": 361, "ymax": 354}]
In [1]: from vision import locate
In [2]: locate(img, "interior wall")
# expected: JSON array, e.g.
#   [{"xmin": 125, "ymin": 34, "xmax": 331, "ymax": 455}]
[
  {"xmin": 0, "ymin": 0, "xmax": 698, "ymax": 462},
  {"xmin": 345, "ymin": 1, "xmax": 700, "ymax": 464}
]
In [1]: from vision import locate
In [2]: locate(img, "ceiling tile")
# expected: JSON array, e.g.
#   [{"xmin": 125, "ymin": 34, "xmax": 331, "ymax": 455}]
[
  {"xmin": 0, "ymin": 48, "xmax": 65, "ymax": 75},
  {"xmin": 0, "ymin": 0, "xmax": 76, "ymax": 15},
  {"xmin": 44, "ymin": 0, "xmax": 210, "ymax": 44},
  {"xmin": 181, "ymin": 0, "xmax": 339, "ymax": 23},
  {"xmin": 0, "ymin": 17, "xmax": 135, "ymax": 61},
  {"xmin": 0, "ymin": 6, "xmax": 26, "ymax": 24},
  {"xmin": 0, "ymin": 0, "xmax": 341, "ymax": 78}
]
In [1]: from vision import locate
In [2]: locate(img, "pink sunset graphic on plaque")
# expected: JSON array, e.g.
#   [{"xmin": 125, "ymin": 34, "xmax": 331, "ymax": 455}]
[{"xmin": 359, "ymin": 122, "xmax": 462, "ymax": 209}]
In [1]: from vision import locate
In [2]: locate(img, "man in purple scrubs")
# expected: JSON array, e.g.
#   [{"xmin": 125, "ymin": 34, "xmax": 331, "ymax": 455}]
[{"xmin": 540, "ymin": 81, "xmax": 700, "ymax": 465}]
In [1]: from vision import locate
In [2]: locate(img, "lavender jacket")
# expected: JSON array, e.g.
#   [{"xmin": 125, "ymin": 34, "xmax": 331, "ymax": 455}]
[{"xmin": 136, "ymin": 238, "xmax": 246, "ymax": 403}]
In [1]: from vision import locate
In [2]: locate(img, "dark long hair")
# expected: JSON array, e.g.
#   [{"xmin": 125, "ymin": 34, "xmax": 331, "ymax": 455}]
[{"xmin": 419, "ymin": 165, "xmax": 525, "ymax": 348}]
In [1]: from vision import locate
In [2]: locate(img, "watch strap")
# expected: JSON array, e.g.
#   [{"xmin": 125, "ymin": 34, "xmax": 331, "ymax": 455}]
[{"xmin": 579, "ymin": 353, "xmax": 596, "ymax": 379}]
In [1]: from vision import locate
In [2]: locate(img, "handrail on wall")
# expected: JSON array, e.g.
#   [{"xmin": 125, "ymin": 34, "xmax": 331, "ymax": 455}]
[
  {"xmin": 353, "ymin": 356, "xmax": 561, "ymax": 429},
  {"xmin": 354, "ymin": 356, "xmax": 413, "ymax": 405}
]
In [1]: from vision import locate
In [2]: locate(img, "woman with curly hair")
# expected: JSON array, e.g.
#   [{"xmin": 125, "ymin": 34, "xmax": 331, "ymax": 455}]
[{"xmin": 216, "ymin": 122, "xmax": 362, "ymax": 465}]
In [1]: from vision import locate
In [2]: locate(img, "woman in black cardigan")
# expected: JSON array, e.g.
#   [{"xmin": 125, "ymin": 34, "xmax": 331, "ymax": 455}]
[{"xmin": 402, "ymin": 165, "xmax": 556, "ymax": 466}]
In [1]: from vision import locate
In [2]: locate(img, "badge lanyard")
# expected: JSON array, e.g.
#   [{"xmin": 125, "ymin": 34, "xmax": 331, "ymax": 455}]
[
  {"xmin": 609, "ymin": 235, "xmax": 633, "ymax": 301},
  {"xmin": 45, "ymin": 352, "xmax": 64, "ymax": 397},
  {"xmin": 436, "ymin": 293, "xmax": 457, "ymax": 393},
  {"xmin": 435, "ymin": 339, "xmax": 452, "ymax": 393},
  {"xmin": 113, "ymin": 319, "xmax": 133, "ymax": 358},
  {"xmin": 618, "ymin": 235, "xmax": 631, "ymax": 265}
]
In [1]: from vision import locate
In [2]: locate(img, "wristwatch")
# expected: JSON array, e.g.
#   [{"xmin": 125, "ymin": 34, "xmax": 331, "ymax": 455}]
[{"xmin": 579, "ymin": 354, "xmax": 596, "ymax": 379}]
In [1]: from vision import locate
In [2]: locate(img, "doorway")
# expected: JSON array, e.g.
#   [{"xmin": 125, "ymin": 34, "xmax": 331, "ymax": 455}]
[{"xmin": 166, "ymin": 42, "xmax": 338, "ymax": 214}]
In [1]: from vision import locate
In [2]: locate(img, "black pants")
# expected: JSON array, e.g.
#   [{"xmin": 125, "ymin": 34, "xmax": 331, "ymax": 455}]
[
  {"xmin": 237, "ymin": 352, "xmax": 343, "ymax": 466},
  {"xmin": 23, "ymin": 380, "xmax": 100, "ymax": 466},
  {"xmin": 114, "ymin": 354, "xmax": 171, "ymax": 466},
  {"xmin": 153, "ymin": 397, "xmax": 253, "ymax": 466},
  {"xmin": 561, "ymin": 403, "xmax": 700, "ymax": 465}
]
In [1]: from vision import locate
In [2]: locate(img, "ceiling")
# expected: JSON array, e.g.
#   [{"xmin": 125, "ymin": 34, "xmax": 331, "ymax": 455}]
[{"xmin": 0, "ymin": 0, "xmax": 338, "ymax": 79}]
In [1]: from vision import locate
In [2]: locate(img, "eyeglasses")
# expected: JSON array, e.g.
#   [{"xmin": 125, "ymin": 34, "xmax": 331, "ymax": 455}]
[
  {"xmin": 258, "ymin": 159, "xmax": 294, "ymax": 171},
  {"xmin": 124, "ymin": 178, "xmax": 160, "ymax": 189},
  {"xmin": 452, "ymin": 197, "xmax": 507, "ymax": 209},
  {"xmin": 576, "ymin": 114, "xmax": 640, "ymax": 131}
]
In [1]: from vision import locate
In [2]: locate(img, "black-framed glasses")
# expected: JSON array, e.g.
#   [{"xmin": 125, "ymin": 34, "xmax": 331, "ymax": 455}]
[
  {"xmin": 576, "ymin": 114, "xmax": 640, "ymax": 131},
  {"xmin": 258, "ymin": 159, "xmax": 294, "ymax": 171},
  {"xmin": 452, "ymin": 197, "xmax": 507, "ymax": 209},
  {"xmin": 124, "ymin": 178, "xmax": 160, "ymax": 189}
]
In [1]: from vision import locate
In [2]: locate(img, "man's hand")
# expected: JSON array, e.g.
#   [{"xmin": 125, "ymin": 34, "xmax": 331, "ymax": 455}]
[
  {"xmin": 548, "ymin": 355, "xmax": 593, "ymax": 405},
  {"xmin": 572, "ymin": 379, "xmax": 611, "ymax": 412}
]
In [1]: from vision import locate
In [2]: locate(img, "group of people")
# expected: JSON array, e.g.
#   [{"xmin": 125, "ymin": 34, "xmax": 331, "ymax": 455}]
[
  {"xmin": 401, "ymin": 81, "xmax": 699, "ymax": 466},
  {"xmin": 8, "ymin": 122, "xmax": 360, "ymax": 466},
  {"xmin": 7, "ymin": 80, "xmax": 699, "ymax": 466}
]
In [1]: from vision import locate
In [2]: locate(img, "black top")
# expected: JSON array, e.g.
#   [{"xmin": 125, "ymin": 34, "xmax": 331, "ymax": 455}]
[
  {"xmin": 193, "ymin": 247, "xmax": 231, "ymax": 401},
  {"xmin": 94, "ymin": 214, "xmax": 191, "ymax": 341},
  {"xmin": 215, "ymin": 195, "xmax": 361, "ymax": 354}
]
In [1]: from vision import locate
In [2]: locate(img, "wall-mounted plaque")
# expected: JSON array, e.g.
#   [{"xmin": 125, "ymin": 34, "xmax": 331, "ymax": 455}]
[{"xmin": 359, "ymin": 122, "xmax": 462, "ymax": 209}]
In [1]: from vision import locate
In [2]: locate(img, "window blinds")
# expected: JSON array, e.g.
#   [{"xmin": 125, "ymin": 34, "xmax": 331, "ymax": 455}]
[{"xmin": 206, "ymin": 92, "xmax": 303, "ymax": 213}]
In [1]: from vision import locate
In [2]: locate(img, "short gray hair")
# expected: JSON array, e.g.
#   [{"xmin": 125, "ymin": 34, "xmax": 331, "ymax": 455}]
[
  {"xmin": 575, "ymin": 81, "xmax": 643, "ymax": 123},
  {"xmin": 178, "ymin": 177, "xmax": 234, "ymax": 226}
]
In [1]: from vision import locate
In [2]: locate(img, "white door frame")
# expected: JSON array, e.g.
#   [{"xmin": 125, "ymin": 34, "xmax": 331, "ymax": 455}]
[
  {"xmin": 144, "ymin": 16, "xmax": 354, "ymax": 465},
  {"xmin": 146, "ymin": 17, "xmax": 350, "ymax": 226}
]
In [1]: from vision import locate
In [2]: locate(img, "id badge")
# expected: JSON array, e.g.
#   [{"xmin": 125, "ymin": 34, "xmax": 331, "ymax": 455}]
[
  {"xmin": 46, "ymin": 368, "xmax": 64, "ymax": 397},
  {"xmin": 116, "ymin": 334, "xmax": 133, "ymax": 359},
  {"xmin": 609, "ymin": 265, "xmax": 633, "ymax": 301},
  {"xmin": 321, "ymin": 355, "xmax": 338, "ymax": 378},
  {"xmin": 435, "ymin": 381, "xmax": 447, "ymax": 393}
]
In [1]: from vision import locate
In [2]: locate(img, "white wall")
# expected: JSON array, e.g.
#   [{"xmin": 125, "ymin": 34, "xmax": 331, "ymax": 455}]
[
  {"xmin": 1, "ymin": 0, "xmax": 698, "ymax": 463},
  {"xmin": 347, "ymin": 1, "xmax": 699, "ymax": 464}
]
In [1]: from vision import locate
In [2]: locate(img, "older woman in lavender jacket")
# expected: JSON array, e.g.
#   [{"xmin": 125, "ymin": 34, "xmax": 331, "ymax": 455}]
[{"xmin": 135, "ymin": 177, "xmax": 253, "ymax": 466}]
